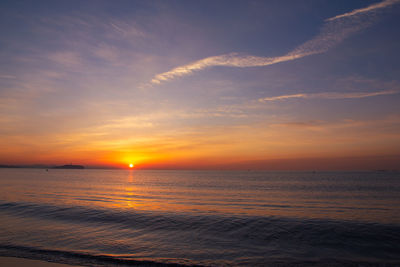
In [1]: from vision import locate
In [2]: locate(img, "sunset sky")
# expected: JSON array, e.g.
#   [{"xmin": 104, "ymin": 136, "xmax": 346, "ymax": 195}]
[{"xmin": 1, "ymin": 0, "xmax": 400, "ymax": 170}]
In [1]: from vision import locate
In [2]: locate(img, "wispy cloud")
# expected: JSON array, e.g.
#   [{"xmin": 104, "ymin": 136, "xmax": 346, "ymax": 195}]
[
  {"xmin": 151, "ymin": 0, "xmax": 399, "ymax": 84},
  {"xmin": 259, "ymin": 89, "xmax": 399, "ymax": 102},
  {"xmin": 0, "ymin": 75, "xmax": 17, "ymax": 79},
  {"xmin": 327, "ymin": 0, "xmax": 400, "ymax": 21},
  {"xmin": 151, "ymin": 53, "xmax": 306, "ymax": 84},
  {"xmin": 48, "ymin": 51, "xmax": 82, "ymax": 67}
]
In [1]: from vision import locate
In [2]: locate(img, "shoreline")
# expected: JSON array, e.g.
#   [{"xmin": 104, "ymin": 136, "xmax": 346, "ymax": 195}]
[{"xmin": 0, "ymin": 256, "xmax": 82, "ymax": 267}]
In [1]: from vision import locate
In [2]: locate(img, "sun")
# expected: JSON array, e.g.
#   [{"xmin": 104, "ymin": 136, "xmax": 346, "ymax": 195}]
[{"xmin": 129, "ymin": 163, "xmax": 134, "ymax": 168}]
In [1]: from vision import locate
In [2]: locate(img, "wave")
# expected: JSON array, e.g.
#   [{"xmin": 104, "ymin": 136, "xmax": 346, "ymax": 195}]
[
  {"xmin": 1, "ymin": 244, "xmax": 400, "ymax": 267},
  {"xmin": 1, "ymin": 200, "xmax": 400, "ymax": 265},
  {"xmin": 0, "ymin": 244, "xmax": 194, "ymax": 266}
]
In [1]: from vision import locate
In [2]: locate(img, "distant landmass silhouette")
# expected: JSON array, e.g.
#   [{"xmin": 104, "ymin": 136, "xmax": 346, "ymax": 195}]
[
  {"xmin": 54, "ymin": 164, "xmax": 85, "ymax": 169},
  {"xmin": 0, "ymin": 165, "xmax": 20, "ymax": 168}
]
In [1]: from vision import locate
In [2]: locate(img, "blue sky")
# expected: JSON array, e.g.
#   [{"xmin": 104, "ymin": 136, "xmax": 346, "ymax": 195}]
[{"xmin": 1, "ymin": 0, "xmax": 399, "ymax": 169}]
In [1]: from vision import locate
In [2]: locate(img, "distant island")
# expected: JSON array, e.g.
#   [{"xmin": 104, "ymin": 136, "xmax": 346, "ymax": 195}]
[
  {"xmin": 0, "ymin": 165, "xmax": 21, "ymax": 168},
  {"xmin": 53, "ymin": 164, "xmax": 85, "ymax": 169}
]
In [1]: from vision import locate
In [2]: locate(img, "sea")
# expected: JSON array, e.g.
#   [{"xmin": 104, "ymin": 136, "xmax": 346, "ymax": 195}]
[{"xmin": 0, "ymin": 169, "xmax": 399, "ymax": 266}]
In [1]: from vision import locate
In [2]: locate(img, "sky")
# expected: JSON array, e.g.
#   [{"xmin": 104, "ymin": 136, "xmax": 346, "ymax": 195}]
[{"xmin": 0, "ymin": 0, "xmax": 400, "ymax": 170}]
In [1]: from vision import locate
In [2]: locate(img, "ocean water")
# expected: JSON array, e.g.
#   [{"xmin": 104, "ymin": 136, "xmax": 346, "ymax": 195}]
[{"xmin": 0, "ymin": 169, "xmax": 399, "ymax": 266}]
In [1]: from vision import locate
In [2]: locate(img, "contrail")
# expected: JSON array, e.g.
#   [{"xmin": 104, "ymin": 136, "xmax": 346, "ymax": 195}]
[
  {"xmin": 327, "ymin": 0, "xmax": 399, "ymax": 21},
  {"xmin": 151, "ymin": 0, "xmax": 399, "ymax": 85},
  {"xmin": 258, "ymin": 90, "xmax": 399, "ymax": 102}
]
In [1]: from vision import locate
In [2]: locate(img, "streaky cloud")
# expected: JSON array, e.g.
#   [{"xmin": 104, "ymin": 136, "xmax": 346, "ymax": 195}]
[
  {"xmin": 259, "ymin": 90, "xmax": 399, "ymax": 102},
  {"xmin": 151, "ymin": 0, "xmax": 399, "ymax": 85},
  {"xmin": 151, "ymin": 53, "xmax": 305, "ymax": 84},
  {"xmin": 0, "ymin": 75, "xmax": 16, "ymax": 79},
  {"xmin": 327, "ymin": 0, "xmax": 400, "ymax": 21}
]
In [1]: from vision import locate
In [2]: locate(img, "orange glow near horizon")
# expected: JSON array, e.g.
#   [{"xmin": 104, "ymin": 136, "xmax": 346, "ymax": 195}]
[
  {"xmin": 0, "ymin": 137, "xmax": 400, "ymax": 170},
  {"xmin": 129, "ymin": 163, "xmax": 134, "ymax": 168},
  {"xmin": 0, "ymin": 115, "xmax": 399, "ymax": 170}
]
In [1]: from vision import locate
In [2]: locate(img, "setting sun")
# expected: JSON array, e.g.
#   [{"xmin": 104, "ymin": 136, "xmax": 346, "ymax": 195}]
[{"xmin": 129, "ymin": 163, "xmax": 134, "ymax": 168}]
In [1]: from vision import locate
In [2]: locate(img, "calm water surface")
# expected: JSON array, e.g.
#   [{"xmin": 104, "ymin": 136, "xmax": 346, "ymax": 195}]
[{"xmin": 0, "ymin": 169, "xmax": 399, "ymax": 266}]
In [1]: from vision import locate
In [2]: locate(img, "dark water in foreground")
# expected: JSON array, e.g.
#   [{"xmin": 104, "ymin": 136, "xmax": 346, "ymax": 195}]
[{"xmin": 0, "ymin": 169, "xmax": 399, "ymax": 266}]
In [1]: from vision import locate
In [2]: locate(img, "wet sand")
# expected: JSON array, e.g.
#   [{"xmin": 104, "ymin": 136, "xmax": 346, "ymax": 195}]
[{"xmin": 0, "ymin": 256, "xmax": 81, "ymax": 267}]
